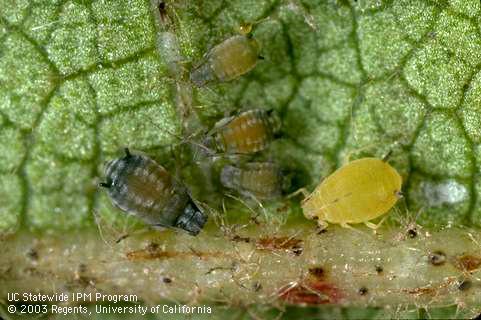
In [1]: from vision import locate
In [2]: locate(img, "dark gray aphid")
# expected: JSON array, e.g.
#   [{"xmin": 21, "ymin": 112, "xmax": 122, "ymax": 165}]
[{"xmin": 100, "ymin": 148, "xmax": 207, "ymax": 235}]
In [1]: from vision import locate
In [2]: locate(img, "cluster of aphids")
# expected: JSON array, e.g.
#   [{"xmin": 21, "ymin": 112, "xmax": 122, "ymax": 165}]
[
  {"xmin": 100, "ymin": 1, "xmax": 404, "ymax": 236},
  {"xmin": 100, "ymin": 4, "xmax": 287, "ymax": 236}
]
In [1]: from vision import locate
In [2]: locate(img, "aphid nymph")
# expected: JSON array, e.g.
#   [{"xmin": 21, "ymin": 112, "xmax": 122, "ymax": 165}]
[
  {"xmin": 204, "ymin": 109, "xmax": 281, "ymax": 155},
  {"xmin": 302, "ymin": 157, "xmax": 402, "ymax": 229},
  {"xmin": 190, "ymin": 32, "xmax": 262, "ymax": 86},
  {"xmin": 100, "ymin": 148, "xmax": 207, "ymax": 235},
  {"xmin": 221, "ymin": 162, "xmax": 284, "ymax": 200}
]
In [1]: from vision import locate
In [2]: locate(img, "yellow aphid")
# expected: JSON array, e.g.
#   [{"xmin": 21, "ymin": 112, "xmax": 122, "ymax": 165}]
[
  {"xmin": 190, "ymin": 35, "xmax": 261, "ymax": 86},
  {"xmin": 302, "ymin": 158, "xmax": 402, "ymax": 229}
]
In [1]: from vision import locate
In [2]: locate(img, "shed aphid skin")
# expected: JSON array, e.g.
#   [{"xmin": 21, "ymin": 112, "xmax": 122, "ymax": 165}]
[
  {"xmin": 301, "ymin": 157, "xmax": 402, "ymax": 229},
  {"xmin": 203, "ymin": 109, "xmax": 281, "ymax": 155},
  {"xmin": 99, "ymin": 148, "xmax": 207, "ymax": 236},
  {"xmin": 189, "ymin": 29, "xmax": 262, "ymax": 86},
  {"xmin": 221, "ymin": 162, "xmax": 284, "ymax": 200}
]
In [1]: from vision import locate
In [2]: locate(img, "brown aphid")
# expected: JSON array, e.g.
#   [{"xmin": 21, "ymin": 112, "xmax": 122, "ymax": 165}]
[
  {"xmin": 205, "ymin": 109, "xmax": 280, "ymax": 155},
  {"xmin": 100, "ymin": 148, "xmax": 207, "ymax": 236},
  {"xmin": 190, "ymin": 34, "xmax": 262, "ymax": 86},
  {"xmin": 221, "ymin": 162, "xmax": 283, "ymax": 200}
]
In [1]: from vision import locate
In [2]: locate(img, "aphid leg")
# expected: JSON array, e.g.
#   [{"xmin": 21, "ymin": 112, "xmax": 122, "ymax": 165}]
[
  {"xmin": 382, "ymin": 150, "xmax": 393, "ymax": 162},
  {"xmin": 364, "ymin": 215, "xmax": 388, "ymax": 230},
  {"xmin": 286, "ymin": 187, "xmax": 310, "ymax": 199},
  {"xmin": 285, "ymin": 0, "xmax": 319, "ymax": 32},
  {"xmin": 93, "ymin": 209, "xmax": 114, "ymax": 249},
  {"xmin": 340, "ymin": 222, "xmax": 353, "ymax": 229},
  {"xmin": 342, "ymin": 143, "xmax": 380, "ymax": 164},
  {"xmin": 317, "ymin": 219, "xmax": 328, "ymax": 231},
  {"xmin": 225, "ymin": 193, "xmax": 263, "ymax": 225}
]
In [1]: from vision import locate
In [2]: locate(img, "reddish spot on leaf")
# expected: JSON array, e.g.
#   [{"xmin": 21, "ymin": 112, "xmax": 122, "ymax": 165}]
[
  {"xmin": 454, "ymin": 254, "xmax": 481, "ymax": 272},
  {"xmin": 256, "ymin": 236, "xmax": 303, "ymax": 255},
  {"xmin": 126, "ymin": 243, "xmax": 226, "ymax": 261},
  {"xmin": 278, "ymin": 281, "xmax": 343, "ymax": 305}
]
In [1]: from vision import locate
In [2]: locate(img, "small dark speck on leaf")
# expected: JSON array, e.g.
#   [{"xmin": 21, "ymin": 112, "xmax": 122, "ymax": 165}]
[
  {"xmin": 407, "ymin": 229, "xmax": 417, "ymax": 238},
  {"xmin": 26, "ymin": 248, "xmax": 38, "ymax": 260},
  {"xmin": 163, "ymin": 277, "xmax": 172, "ymax": 284},
  {"xmin": 292, "ymin": 247, "xmax": 303, "ymax": 256},
  {"xmin": 428, "ymin": 251, "xmax": 446, "ymax": 266},
  {"xmin": 308, "ymin": 267, "xmax": 325, "ymax": 278},
  {"xmin": 375, "ymin": 265, "xmax": 383, "ymax": 274},
  {"xmin": 78, "ymin": 263, "xmax": 87, "ymax": 273},
  {"xmin": 359, "ymin": 287, "xmax": 368, "ymax": 295},
  {"xmin": 458, "ymin": 280, "xmax": 472, "ymax": 291}
]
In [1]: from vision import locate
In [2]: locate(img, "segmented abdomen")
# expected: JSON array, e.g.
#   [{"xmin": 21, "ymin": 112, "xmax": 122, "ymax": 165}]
[
  {"xmin": 217, "ymin": 110, "xmax": 273, "ymax": 154},
  {"xmin": 107, "ymin": 155, "xmax": 187, "ymax": 226}
]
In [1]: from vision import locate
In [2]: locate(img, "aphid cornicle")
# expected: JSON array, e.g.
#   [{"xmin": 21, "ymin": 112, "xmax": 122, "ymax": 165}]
[
  {"xmin": 302, "ymin": 158, "xmax": 402, "ymax": 229},
  {"xmin": 100, "ymin": 148, "xmax": 207, "ymax": 236},
  {"xmin": 190, "ymin": 34, "xmax": 261, "ymax": 86},
  {"xmin": 221, "ymin": 162, "xmax": 283, "ymax": 200},
  {"xmin": 204, "ymin": 109, "xmax": 280, "ymax": 155}
]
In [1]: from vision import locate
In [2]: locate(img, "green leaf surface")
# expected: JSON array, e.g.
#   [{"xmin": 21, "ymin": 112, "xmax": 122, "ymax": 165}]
[{"xmin": 3, "ymin": 0, "xmax": 481, "ymax": 318}]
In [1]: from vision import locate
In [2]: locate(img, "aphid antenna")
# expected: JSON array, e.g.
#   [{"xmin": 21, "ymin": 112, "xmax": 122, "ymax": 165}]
[
  {"xmin": 466, "ymin": 232, "xmax": 481, "ymax": 261},
  {"xmin": 270, "ymin": 279, "xmax": 301, "ymax": 303},
  {"xmin": 246, "ymin": 192, "xmax": 269, "ymax": 221},
  {"xmin": 238, "ymin": 17, "xmax": 272, "ymax": 36},
  {"xmin": 210, "ymin": 198, "xmax": 227, "ymax": 230},
  {"xmin": 341, "ymin": 142, "xmax": 380, "ymax": 164},
  {"xmin": 92, "ymin": 209, "xmax": 115, "ymax": 249},
  {"xmin": 284, "ymin": 0, "xmax": 320, "ymax": 32},
  {"xmin": 286, "ymin": 187, "xmax": 310, "ymax": 199},
  {"xmin": 215, "ymin": 199, "xmax": 249, "ymax": 238},
  {"xmin": 397, "ymin": 206, "xmax": 423, "ymax": 233},
  {"xmin": 225, "ymin": 193, "xmax": 264, "ymax": 225},
  {"xmin": 30, "ymin": 19, "xmax": 61, "ymax": 32},
  {"xmin": 382, "ymin": 149, "xmax": 393, "ymax": 162},
  {"xmin": 143, "ymin": 116, "xmax": 214, "ymax": 157}
]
